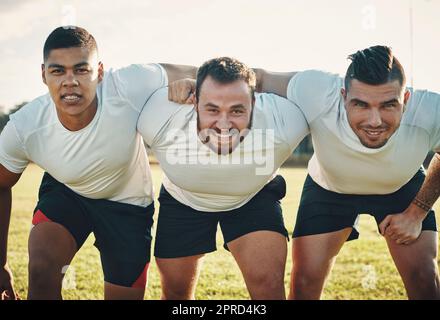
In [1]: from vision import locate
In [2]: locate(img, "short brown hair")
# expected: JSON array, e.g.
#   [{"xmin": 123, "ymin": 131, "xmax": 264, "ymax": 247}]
[{"xmin": 195, "ymin": 57, "xmax": 256, "ymax": 101}]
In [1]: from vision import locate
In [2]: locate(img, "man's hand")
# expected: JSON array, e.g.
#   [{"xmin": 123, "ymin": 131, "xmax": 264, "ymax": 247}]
[
  {"xmin": 0, "ymin": 264, "xmax": 18, "ymax": 300},
  {"xmin": 379, "ymin": 203, "xmax": 427, "ymax": 245},
  {"xmin": 168, "ymin": 78, "xmax": 196, "ymax": 105}
]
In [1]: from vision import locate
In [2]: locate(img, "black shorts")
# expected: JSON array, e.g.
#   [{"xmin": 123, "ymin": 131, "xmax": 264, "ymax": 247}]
[
  {"xmin": 293, "ymin": 167, "xmax": 438, "ymax": 241},
  {"xmin": 154, "ymin": 175, "xmax": 289, "ymax": 259},
  {"xmin": 32, "ymin": 173, "xmax": 154, "ymax": 288}
]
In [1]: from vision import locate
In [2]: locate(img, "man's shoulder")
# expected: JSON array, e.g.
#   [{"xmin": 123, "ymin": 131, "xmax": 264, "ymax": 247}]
[
  {"xmin": 10, "ymin": 93, "xmax": 55, "ymax": 137},
  {"xmin": 253, "ymin": 93, "xmax": 307, "ymax": 127},
  {"xmin": 107, "ymin": 63, "xmax": 166, "ymax": 90},
  {"xmin": 292, "ymin": 69, "xmax": 342, "ymax": 85},
  {"xmin": 138, "ymin": 87, "xmax": 194, "ymax": 146},
  {"xmin": 145, "ymin": 86, "xmax": 192, "ymax": 118},
  {"xmin": 254, "ymin": 92, "xmax": 292, "ymax": 114},
  {"xmin": 403, "ymin": 89, "xmax": 440, "ymax": 131}
]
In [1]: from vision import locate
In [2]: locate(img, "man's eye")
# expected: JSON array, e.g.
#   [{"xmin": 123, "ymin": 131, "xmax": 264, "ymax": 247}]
[
  {"xmin": 76, "ymin": 68, "xmax": 89, "ymax": 74},
  {"xmin": 51, "ymin": 69, "xmax": 63, "ymax": 74},
  {"xmin": 232, "ymin": 110, "xmax": 244, "ymax": 114},
  {"xmin": 207, "ymin": 109, "xmax": 218, "ymax": 113},
  {"xmin": 385, "ymin": 103, "xmax": 397, "ymax": 108}
]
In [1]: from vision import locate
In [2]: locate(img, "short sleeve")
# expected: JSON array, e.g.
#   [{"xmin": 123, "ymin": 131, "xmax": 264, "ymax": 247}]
[
  {"xmin": 0, "ymin": 120, "xmax": 29, "ymax": 173},
  {"xmin": 286, "ymin": 70, "xmax": 342, "ymax": 123},
  {"xmin": 112, "ymin": 63, "xmax": 168, "ymax": 112},
  {"xmin": 406, "ymin": 90, "xmax": 440, "ymax": 152},
  {"xmin": 137, "ymin": 87, "xmax": 185, "ymax": 148},
  {"xmin": 258, "ymin": 93, "xmax": 310, "ymax": 149}
]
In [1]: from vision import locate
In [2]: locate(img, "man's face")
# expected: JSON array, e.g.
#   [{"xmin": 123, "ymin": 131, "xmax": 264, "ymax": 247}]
[
  {"xmin": 42, "ymin": 47, "xmax": 103, "ymax": 119},
  {"xmin": 196, "ymin": 76, "xmax": 254, "ymax": 155},
  {"xmin": 342, "ymin": 79, "xmax": 410, "ymax": 149}
]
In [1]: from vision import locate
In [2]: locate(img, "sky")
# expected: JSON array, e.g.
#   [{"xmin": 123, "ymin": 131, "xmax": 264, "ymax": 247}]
[{"xmin": 0, "ymin": 0, "xmax": 439, "ymax": 110}]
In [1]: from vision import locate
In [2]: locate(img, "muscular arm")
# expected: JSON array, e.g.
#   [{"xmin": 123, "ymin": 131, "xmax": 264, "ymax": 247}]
[
  {"xmin": 160, "ymin": 63, "xmax": 198, "ymax": 84},
  {"xmin": 160, "ymin": 61, "xmax": 298, "ymax": 97},
  {"xmin": 167, "ymin": 67, "xmax": 298, "ymax": 104},
  {"xmin": 378, "ymin": 153, "xmax": 440, "ymax": 245},
  {"xmin": 412, "ymin": 153, "xmax": 440, "ymax": 212},
  {"xmin": 253, "ymin": 68, "xmax": 297, "ymax": 97},
  {"xmin": 0, "ymin": 164, "xmax": 21, "ymax": 266}
]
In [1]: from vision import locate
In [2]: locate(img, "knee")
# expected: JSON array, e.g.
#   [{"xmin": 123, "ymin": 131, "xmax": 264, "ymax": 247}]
[
  {"xmin": 247, "ymin": 268, "xmax": 285, "ymax": 293},
  {"xmin": 292, "ymin": 266, "xmax": 326, "ymax": 291},
  {"xmin": 407, "ymin": 265, "xmax": 439, "ymax": 285},
  {"xmin": 161, "ymin": 283, "xmax": 194, "ymax": 300},
  {"xmin": 29, "ymin": 255, "xmax": 62, "ymax": 287},
  {"xmin": 160, "ymin": 273, "xmax": 196, "ymax": 300},
  {"xmin": 404, "ymin": 264, "xmax": 440, "ymax": 299}
]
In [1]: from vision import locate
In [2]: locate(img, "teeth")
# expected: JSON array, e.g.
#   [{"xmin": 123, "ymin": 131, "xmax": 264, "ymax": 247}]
[{"xmin": 63, "ymin": 95, "xmax": 80, "ymax": 100}]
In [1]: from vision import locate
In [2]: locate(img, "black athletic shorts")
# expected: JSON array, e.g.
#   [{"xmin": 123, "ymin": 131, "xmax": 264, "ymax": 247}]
[
  {"xmin": 293, "ymin": 167, "xmax": 437, "ymax": 241},
  {"xmin": 154, "ymin": 175, "xmax": 289, "ymax": 259},
  {"xmin": 32, "ymin": 173, "xmax": 154, "ymax": 288}
]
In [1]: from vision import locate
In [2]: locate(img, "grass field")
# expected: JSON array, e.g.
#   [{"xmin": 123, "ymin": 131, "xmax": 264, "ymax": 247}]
[{"xmin": 7, "ymin": 164, "xmax": 440, "ymax": 300}]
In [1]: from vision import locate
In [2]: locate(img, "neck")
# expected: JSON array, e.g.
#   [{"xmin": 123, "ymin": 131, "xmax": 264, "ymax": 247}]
[{"xmin": 57, "ymin": 96, "xmax": 98, "ymax": 131}]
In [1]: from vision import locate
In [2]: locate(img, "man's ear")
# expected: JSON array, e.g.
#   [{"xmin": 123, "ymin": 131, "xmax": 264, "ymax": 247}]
[
  {"xmin": 402, "ymin": 89, "xmax": 411, "ymax": 112},
  {"xmin": 341, "ymin": 88, "xmax": 347, "ymax": 100},
  {"xmin": 97, "ymin": 61, "xmax": 104, "ymax": 83},
  {"xmin": 404, "ymin": 89, "xmax": 411, "ymax": 105},
  {"xmin": 193, "ymin": 94, "xmax": 198, "ymax": 111},
  {"xmin": 41, "ymin": 64, "xmax": 47, "ymax": 85}
]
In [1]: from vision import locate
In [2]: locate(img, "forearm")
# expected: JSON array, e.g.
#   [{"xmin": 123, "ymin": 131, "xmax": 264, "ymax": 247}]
[
  {"xmin": 413, "ymin": 153, "xmax": 440, "ymax": 211},
  {"xmin": 160, "ymin": 63, "xmax": 198, "ymax": 84},
  {"xmin": 0, "ymin": 188, "xmax": 12, "ymax": 266},
  {"xmin": 253, "ymin": 68, "xmax": 296, "ymax": 97}
]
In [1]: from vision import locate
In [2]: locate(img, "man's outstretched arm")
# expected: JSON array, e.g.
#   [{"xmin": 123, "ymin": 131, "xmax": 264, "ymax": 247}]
[
  {"xmin": 379, "ymin": 153, "xmax": 440, "ymax": 245},
  {"xmin": 412, "ymin": 153, "xmax": 440, "ymax": 213},
  {"xmin": 0, "ymin": 164, "xmax": 21, "ymax": 300},
  {"xmin": 167, "ymin": 68, "xmax": 298, "ymax": 104},
  {"xmin": 160, "ymin": 63, "xmax": 198, "ymax": 85},
  {"xmin": 253, "ymin": 69, "xmax": 297, "ymax": 97}
]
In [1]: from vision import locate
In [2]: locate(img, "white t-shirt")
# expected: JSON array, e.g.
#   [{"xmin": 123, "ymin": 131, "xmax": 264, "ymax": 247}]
[
  {"xmin": 0, "ymin": 64, "xmax": 167, "ymax": 206},
  {"xmin": 287, "ymin": 70, "xmax": 440, "ymax": 194},
  {"xmin": 138, "ymin": 88, "xmax": 309, "ymax": 212}
]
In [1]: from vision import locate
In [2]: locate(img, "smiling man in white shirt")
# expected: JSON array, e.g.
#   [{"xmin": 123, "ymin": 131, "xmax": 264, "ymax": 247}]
[
  {"xmin": 138, "ymin": 57, "xmax": 309, "ymax": 299},
  {"xmin": 255, "ymin": 45, "xmax": 440, "ymax": 300}
]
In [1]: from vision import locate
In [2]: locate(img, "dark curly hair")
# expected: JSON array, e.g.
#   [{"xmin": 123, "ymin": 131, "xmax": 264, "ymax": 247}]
[{"xmin": 195, "ymin": 57, "xmax": 256, "ymax": 101}]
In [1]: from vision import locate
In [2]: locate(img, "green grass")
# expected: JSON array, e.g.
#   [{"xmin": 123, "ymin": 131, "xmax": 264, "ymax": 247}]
[{"xmin": 7, "ymin": 164, "xmax": 440, "ymax": 300}]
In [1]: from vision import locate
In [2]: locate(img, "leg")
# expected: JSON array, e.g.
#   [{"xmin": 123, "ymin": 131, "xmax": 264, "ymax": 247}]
[
  {"xmin": 386, "ymin": 231, "xmax": 440, "ymax": 299},
  {"xmin": 156, "ymin": 255, "xmax": 205, "ymax": 300},
  {"xmin": 100, "ymin": 257, "xmax": 150, "ymax": 300},
  {"xmin": 87, "ymin": 194, "xmax": 157, "ymax": 300},
  {"xmin": 289, "ymin": 227, "xmax": 352, "ymax": 300},
  {"xmin": 104, "ymin": 282, "xmax": 145, "ymax": 300},
  {"xmin": 28, "ymin": 222, "xmax": 77, "ymax": 300},
  {"xmin": 228, "ymin": 231, "xmax": 287, "ymax": 300},
  {"xmin": 153, "ymin": 186, "xmax": 219, "ymax": 300}
]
